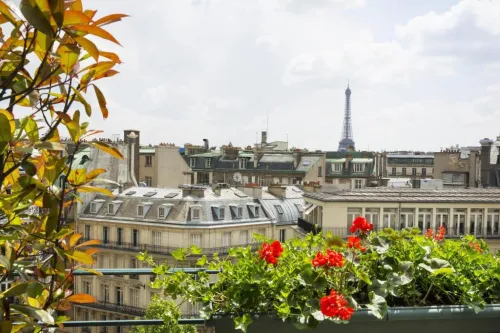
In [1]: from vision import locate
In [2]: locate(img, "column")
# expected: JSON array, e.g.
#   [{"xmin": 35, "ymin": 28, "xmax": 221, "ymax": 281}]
[
  {"xmin": 209, "ymin": 171, "xmax": 213, "ymax": 184},
  {"xmin": 193, "ymin": 171, "xmax": 198, "ymax": 184},
  {"xmin": 483, "ymin": 208, "xmax": 488, "ymax": 237},
  {"xmin": 449, "ymin": 208, "xmax": 454, "ymax": 236},
  {"xmin": 415, "ymin": 207, "xmax": 419, "ymax": 231},
  {"xmin": 432, "ymin": 207, "xmax": 437, "ymax": 230},
  {"xmin": 466, "ymin": 208, "xmax": 471, "ymax": 236},
  {"xmin": 361, "ymin": 207, "xmax": 366, "ymax": 217}
]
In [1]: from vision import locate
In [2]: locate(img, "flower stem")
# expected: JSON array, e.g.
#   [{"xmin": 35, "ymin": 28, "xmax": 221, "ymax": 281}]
[{"xmin": 422, "ymin": 281, "xmax": 434, "ymax": 304}]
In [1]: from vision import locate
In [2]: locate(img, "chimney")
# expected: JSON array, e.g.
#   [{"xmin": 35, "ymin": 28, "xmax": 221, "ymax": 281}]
[
  {"xmin": 238, "ymin": 184, "xmax": 262, "ymax": 198},
  {"xmin": 124, "ymin": 129, "xmax": 140, "ymax": 182},
  {"xmin": 267, "ymin": 184, "xmax": 286, "ymax": 198},
  {"xmin": 261, "ymin": 131, "xmax": 267, "ymax": 145},
  {"xmin": 203, "ymin": 139, "xmax": 209, "ymax": 150},
  {"xmin": 303, "ymin": 181, "xmax": 322, "ymax": 193},
  {"xmin": 127, "ymin": 132, "xmax": 139, "ymax": 187},
  {"xmin": 480, "ymin": 138, "xmax": 493, "ymax": 187}
]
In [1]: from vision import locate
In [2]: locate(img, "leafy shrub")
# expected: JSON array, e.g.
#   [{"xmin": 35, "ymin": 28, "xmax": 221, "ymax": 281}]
[{"xmin": 140, "ymin": 220, "xmax": 500, "ymax": 332}]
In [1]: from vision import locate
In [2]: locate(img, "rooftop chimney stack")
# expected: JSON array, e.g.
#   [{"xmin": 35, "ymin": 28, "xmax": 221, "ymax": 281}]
[
  {"xmin": 261, "ymin": 131, "xmax": 267, "ymax": 145},
  {"xmin": 480, "ymin": 138, "xmax": 493, "ymax": 187},
  {"xmin": 203, "ymin": 138, "xmax": 209, "ymax": 150}
]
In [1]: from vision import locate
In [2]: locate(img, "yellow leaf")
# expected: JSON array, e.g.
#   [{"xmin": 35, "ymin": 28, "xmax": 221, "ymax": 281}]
[
  {"xmin": 86, "ymin": 168, "xmax": 106, "ymax": 180},
  {"xmin": 0, "ymin": 109, "xmax": 15, "ymax": 134},
  {"xmin": 99, "ymin": 51, "xmax": 121, "ymax": 63},
  {"xmin": 76, "ymin": 239, "xmax": 101, "ymax": 248},
  {"xmin": 83, "ymin": 9, "xmax": 96, "ymax": 20},
  {"xmin": 93, "ymin": 85, "xmax": 108, "ymax": 119},
  {"xmin": 63, "ymin": 10, "xmax": 90, "ymax": 26},
  {"xmin": 67, "ymin": 168, "xmax": 87, "ymax": 186},
  {"xmin": 68, "ymin": 0, "xmax": 82, "ymax": 11},
  {"xmin": 93, "ymin": 69, "xmax": 119, "ymax": 81},
  {"xmin": 66, "ymin": 293, "xmax": 96, "ymax": 303},
  {"xmin": 69, "ymin": 233, "xmax": 82, "ymax": 248},
  {"xmin": 67, "ymin": 251, "xmax": 94, "ymax": 264},
  {"xmin": 77, "ymin": 267, "xmax": 102, "ymax": 276},
  {"xmin": 49, "ymin": 0, "xmax": 64, "ymax": 27},
  {"xmin": 70, "ymin": 86, "xmax": 91, "ymax": 117},
  {"xmin": 90, "ymin": 141, "xmax": 124, "ymax": 159},
  {"xmin": 0, "ymin": 0, "xmax": 17, "ymax": 25},
  {"xmin": 76, "ymin": 186, "xmax": 114, "ymax": 197},
  {"xmin": 69, "ymin": 24, "xmax": 121, "ymax": 45},
  {"xmin": 20, "ymin": 0, "xmax": 55, "ymax": 36},
  {"xmin": 74, "ymin": 36, "xmax": 98, "ymax": 61},
  {"xmin": 92, "ymin": 13, "xmax": 128, "ymax": 27},
  {"xmin": 57, "ymin": 43, "xmax": 80, "ymax": 74}
]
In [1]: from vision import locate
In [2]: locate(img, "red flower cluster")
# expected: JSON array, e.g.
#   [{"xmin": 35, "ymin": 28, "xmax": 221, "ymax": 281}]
[
  {"xmin": 347, "ymin": 236, "xmax": 366, "ymax": 252},
  {"xmin": 349, "ymin": 217, "xmax": 373, "ymax": 234},
  {"xmin": 258, "ymin": 240, "xmax": 283, "ymax": 265},
  {"xmin": 425, "ymin": 226, "xmax": 446, "ymax": 241},
  {"xmin": 469, "ymin": 242, "xmax": 482, "ymax": 253},
  {"xmin": 312, "ymin": 249, "xmax": 344, "ymax": 268},
  {"xmin": 320, "ymin": 289, "xmax": 354, "ymax": 321}
]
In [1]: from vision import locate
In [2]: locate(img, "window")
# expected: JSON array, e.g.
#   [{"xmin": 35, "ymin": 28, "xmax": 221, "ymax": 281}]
[
  {"xmin": 107, "ymin": 203, "xmax": 114, "ymax": 215},
  {"xmin": 145, "ymin": 155, "xmax": 152, "ymax": 167},
  {"xmin": 237, "ymin": 206, "xmax": 243, "ymax": 218},
  {"xmin": 402, "ymin": 168, "xmax": 407, "ymax": 175},
  {"xmin": 132, "ymin": 229, "xmax": 139, "ymax": 247},
  {"xmin": 470, "ymin": 209, "xmax": 483, "ymax": 236},
  {"xmin": 453, "ymin": 209, "xmax": 466, "ymax": 236},
  {"xmin": 239, "ymin": 159, "xmax": 247, "ymax": 169},
  {"xmin": 382, "ymin": 208, "xmax": 397, "ymax": 229},
  {"xmin": 317, "ymin": 166, "xmax": 322, "ymax": 177},
  {"xmin": 205, "ymin": 158, "xmax": 212, "ymax": 168},
  {"xmin": 436, "ymin": 209, "xmax": 449, "ymax": 233},
  {"xmin": 400, "ymin": 208, "xmax": 415, "ymax": 229},
  {"xmin": 334, "ymin": 163, "xmax": 342, "ymax": 172},
  {"xmin": 347, "ymin": 208, "xmax": 362, "ymax": 228},
  {"xmin": 258, "ymin": 228, "xmax": 266, "ymax": 237},
  {"xmin": 239, "ymin": 230, "xmax": 248, "ymax": 244},
  {"xmin": 279, "ymin": 229, "xmax": 286, "ymax": 242},
  {"xmin": 158, "ymin": 207, "xmax": 165, "ymax": 218},
  {"xmin": 355, "ymin": 179, "xmax": 363, "ymax": 189},
  {"xmin": 84, "ymin": 225, "xmax": 91, "ymax": 239},
  {"xmin": 100, "ymin": 315, "xmax": 107, "ymax": 333},
  {"xmin": 137, "ymin": 205, "xmax": 144, "ymax": 216},
  {"xmin": 418, "ymin": 209, "xmax": 432, "ymax": 232},
  {"xmin": 391, "ymin": 167, "xmax": 396, "ymax": 175},
  {"xmin": 117, "ymin": 228, "xmax": 123, "ymax": 245},
  {"xmin": 364, "ymin": 208, "xmax": 379, "ymax": 230},
  {"xmin": 102, "ymin": 226, "xmax": 109, "ymax": 244},
  {"xmin": 190, "ymin": 158, "xmax": 196, "ymax": 168},
  {"xmin": 191, "ymin": 207, "xmax": 201, "ymax": 220},
  {"xmin": 219, "ymin": 207, "xmax": 225, "ymax": 220},
  {"xmin": 487, "ymin": 209, "xmax": 500, "ymax": 236},
  {"xmin": 353, "ymin": 164, "xmax": 364, "ymax": 173},
  {"xmin": 152, "ymin": 231, "xmax": 161, "ymax": 250},
  {"xmin": 83, "ymin": 281, "xmax": 91, "ymax": 295},
  {"xmin": 295, "ymin": 203, "xmax": 304, "ymax": 213},
  {"xmin": 101, "ymin": 284, "xmax": 109, "ymax": 302},
  {"xmin": 190, "ymin": 234, "xmax": 202, "ymax": 247},
  {"xmin": 412, "ymin": 168, "xmax": 417, "ymax": 176},
  {"xmin": 145, "ymin": 176, "xmax": 152, "ymax": 187},
  {"xmin": 222, "ymin": 232, "xmax": 231, "ymax": 247},
  {"xmin": 90, "ymin": 202, "xmax": 97, "ymax": 213},
  {"xmin": 255, "ymin": 206, "xmax": 260, "ymax": 217},
  {"xmin": 115, "ymin": 287, "xmax": 123, "ymax": 305},
  {"xmin": 275, "ymin": 205, "xmax": 284, "ymax": 214},
  {"xmin": 130, "ymin": 289, "xmax": 139, "ymax": 307},
  {"xmin": 130, "ymin": 258, "xmax": 139, "ymax": 279},
  {"xmin": 422, "ymin": 168, "xmax": 427, "ymax": 176}
]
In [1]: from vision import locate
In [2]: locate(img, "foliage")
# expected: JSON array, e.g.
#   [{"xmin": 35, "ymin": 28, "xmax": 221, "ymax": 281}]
[
  {"xmin": 139, "ymin": 222, "xmax": 500, "ymax": 332},
  {"xmin": 0, "ymin": 1, "xmax": 125, "ymax": 331},
  {"xmin": 130, "ymin": 297, "xmax": 197, "ymax": 333}
]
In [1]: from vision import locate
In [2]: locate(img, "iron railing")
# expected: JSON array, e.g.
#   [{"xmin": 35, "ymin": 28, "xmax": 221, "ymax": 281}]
[
  {"xmin": 80, "ymin": 238, "xmax": 261, "ymax": 256},
  {"xmin": 81, "ymin": 300, "xmax": 146, "ymax": 317}
]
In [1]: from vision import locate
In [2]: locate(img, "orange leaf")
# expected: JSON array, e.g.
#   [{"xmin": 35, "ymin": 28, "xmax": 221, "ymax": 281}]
[
  {"xmin": 94, "ymin": 69, "xmax": 119, "ymax": 81},
  {"xmin": 69, "ymin": 233, "xmax": 82, "ymax": 248},
  {"xmin": 85, "ymin": 248, "xmax": 100, "ymax": 256},
  {"xmin": 99, "ymin": 51, "xmax": 121, "ymax": 63},
  {"xmin": 63, "ymin": 10, "xmax": 90, "ymax": 26},
  {"xmin": 76, "ymin": 239, "xmax": 101, "ymax": 248},
  {"xmin": 74, "ymin": 36, "xmax": 98, "ymax": 61},
  {"xmin": 56, "ymin": 300, "xmax": 72, "ymax": 311},
  {"xmin": 93, "ymin": 85, "xmax": 108, "ymax": 119},
  {"xmin": 90, "ymin": 142, "xmax": 124, "ymax": 160},
  {"xmin": 93, "ymin": 13, "xmax": 128, "ymax": 27},
  {"xmin": 68, "ymin": 0, "xmax": 82, "ymax": 11},
  {"xmin": 70, "ymin": 24, "xmax": 121, "ymax": 45},
  {"xmin": 86, "ymin": 168, "xmax": 106, "ymax": 180},
  {"xmin": 83, "ymin": 9, "xmax": 97, "ymax": 20},
  {"xmin": 66, "ymin": 294, "xmax": 96, "ymax": 303}
]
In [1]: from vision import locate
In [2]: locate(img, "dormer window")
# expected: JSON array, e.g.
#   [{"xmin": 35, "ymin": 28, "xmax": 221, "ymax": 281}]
[
  {"xmin": 108, "ymin": 203, "xmax": 114, "ymax": 215},
  {"xmin": 237, "ymin": 206, "xmax": 243, "ymax": 218},
  {"xmin": 230, "ymin": 205, "xmax": 243, "ymax": 219},
  {"xmin": 247, "ymin": 204, "xmax": 261, "ymax": 218},
  {"xmin": 158, "ymin": 207, "xmax": 165, "ymax": 218},
  {"xmin": 275, "ymin": 205, "xmax": 284, "ymax": 215},
  {"xmin": 137, "ymin": 205, "xmax": 144, "ymax": 217},
  {"xmin": 190, "ymin": 158, "xmax": 196, "ymax": 168},
  {"xmin": 90, "ymin": 202, "xmax": 97, "ymax": 213},
  {"xmin": 295, "ymin": 203, "xmax": 304, "ymax": 213},
  {"xmin": 353, "ymin": 163, "xmax": 365, "ymax": 173},
  {"xmin": 205, "ymin": 158, "xmax": 212, "ymax": 168},
  {"xmin": 212, "ymin": 205, "xmax": 225, "ymax": 220},
  {"xmin": 158, "ymin": 204, "xmax": 173, "ymax": 219},
  {"xmin": 255, "ymin": 206, "xmax": 260, "ymax": 217},
  {"xmin": 239, "ymin": 159, "xmax": 247, "ymax": 169},
  {"xmin": 191, "ymin": 207, "xmax": 201, "ymax": 220},
  {"xmin": 89, "ymin": 199, "xmax": 105, "ymax": 214},
  {"xmin": 219, "ymin": 207, "xmax": 225, "ymax": 219}
]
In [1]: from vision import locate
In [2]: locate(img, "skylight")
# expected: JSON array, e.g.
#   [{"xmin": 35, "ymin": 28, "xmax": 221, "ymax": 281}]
[
  {"xmin": 164, "ymin": 192, "xmax": 178, "ymax": 198},
  {"xmin": 125, "ymin": 191, "xmax": 136, "ymax": 196},
  {"xmin": 143, "ymin": 191, "xmax": 157, "ymax": 197},
  {"xmin": 235, "ymin": 192, "xmax": 248, "ymax": 198}
]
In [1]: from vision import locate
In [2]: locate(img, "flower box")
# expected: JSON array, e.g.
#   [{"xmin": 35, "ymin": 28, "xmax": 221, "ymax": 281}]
[{"xmin": 207, "ymin": 305, "xmax": 500, "ymax": 333}]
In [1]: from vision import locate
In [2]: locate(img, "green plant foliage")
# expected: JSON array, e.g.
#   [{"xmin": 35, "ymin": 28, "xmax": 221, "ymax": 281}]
[{"xmin": 139, "ymin": 229, "xmax": 500, "ymax": 332}]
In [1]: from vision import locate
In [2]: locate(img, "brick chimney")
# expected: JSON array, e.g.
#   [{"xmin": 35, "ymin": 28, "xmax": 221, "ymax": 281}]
[
  {"xmin": 480, "ymin": 138, "xmax": 493, "ymax": 187},
  {"xmin": 180, "ymin": 185, "xmax": 205, "ymax": 198},
  {"xmin": 267, "ymin": 184, "xmax": 286, "ymax": 198}
]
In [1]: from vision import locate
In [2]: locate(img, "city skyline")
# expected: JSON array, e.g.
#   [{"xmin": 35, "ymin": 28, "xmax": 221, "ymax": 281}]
[{"xmin": 79, "ymin": 0, "xmax": 500, "ymax": 152}]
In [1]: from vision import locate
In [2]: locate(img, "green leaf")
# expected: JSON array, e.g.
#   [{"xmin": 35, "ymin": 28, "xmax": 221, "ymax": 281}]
[
  {"xmin": 234, "ymin": 313, "xmax": 252, "ymax": 333},
  {"xmin": 171, "ymin": 248, "xmax": 187, "ymax": 261},
  {"xmin": 71, "ymin": 87, "xmax": 92, "ymax": 117},
  {"xmin": 20, "ymin": 0, "xmax": 55, "ymax": 37},
  {"xmin": 366, "ymin": 291, "xmax": 388, "ymax": 320},
  {"xmin": 21, "ymin": 161, "xmax": 37, "ymax": 176},
  {"xmin": 0, "ymin": 111, "xmax": 13, "ymax": 154},
  {"xmin": 34, "ymin": 141, "xmax": 66, "ymax": 151},
  {"xmin": 0, "ymin": 320, "xmax": 12, "ymax": 333},
  {"xmin": 25, "ymin": 117, "xmax": 39, "ymax": 142},
  {"xmin": 432, "ymin": 267, "xmax": 455, "ymax": 276},
  {"xmin": 49, "ymin": 0, "xmax": 65, "ymax": 27},
  {"xmin": 27, "ymin": 282, "xmax": 44, "ymax": 298},
  {"xmin": 189, "ymin": 245, "xmax": 202, "ymax": 255},
  {"xmin": 11, "ymin": 304, "xmax": 54, "ymax": 325},
  {"xmin": 1, "ymin": 283, "xmax": 28, "ymax": 298},
  {"xmin": 196, "ymin": 255, "xmax": 207, "ymax": 266}
]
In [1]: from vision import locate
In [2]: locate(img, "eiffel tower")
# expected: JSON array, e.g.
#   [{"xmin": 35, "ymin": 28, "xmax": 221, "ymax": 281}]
[{"xmin": 338, "ymin": 83, "xmax": 355, "ymax": 151}]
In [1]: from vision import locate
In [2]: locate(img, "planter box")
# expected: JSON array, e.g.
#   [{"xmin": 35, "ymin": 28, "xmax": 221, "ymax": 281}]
[{"xmin": 207, "ymin": 305, "xmax": 500, "ymax": 333}]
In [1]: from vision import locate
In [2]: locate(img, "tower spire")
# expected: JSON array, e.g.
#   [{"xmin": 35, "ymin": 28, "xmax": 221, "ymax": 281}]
[{"xmin": 338, "ymin": 83, "xmax": 355, "ymax": 151}]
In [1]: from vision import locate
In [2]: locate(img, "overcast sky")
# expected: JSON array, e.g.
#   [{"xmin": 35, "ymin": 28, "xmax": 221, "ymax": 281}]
[{"xmin": 81, "ymin": 0, "xmax": 500, "ymax": 152}]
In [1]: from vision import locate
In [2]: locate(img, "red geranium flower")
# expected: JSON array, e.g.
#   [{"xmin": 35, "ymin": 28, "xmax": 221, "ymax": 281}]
[
  {"xmin": 424, "ymin": 228, "xmax": 434, "ymax": 238},
  {"xmin": 312, "ymin": 250, "xmax": 343, "ymax": 268},
  {"xmin": 469, "ymin": 242, "xmax": 482, "ymax": 253},
  {"xmin": 320, "ymin": 289, "xmax": 354, "ymax": 321},
  {"xmin": 347, "ymin": 236, "xmax": 366, "ymax": 252},
  {"xmin": 349, "ymin": 217, "xmax": 374, "ymax": 234},
  {"xmin": 434, "ymin": 225, "xmax": 446, "ymax": 241},
  {"xmin": 258, "ymin": 240, "xmax": 283, "ymax": 265}
]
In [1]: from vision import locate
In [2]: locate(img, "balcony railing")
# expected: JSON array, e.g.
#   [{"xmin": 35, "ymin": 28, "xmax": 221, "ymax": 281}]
[
  {"xmin": 82, "ymin": 300, "xmax": 146, "ymax": 317},
  {"xmin": 80, "ymin": 239, "xmax": 262, "ymax": 256}
]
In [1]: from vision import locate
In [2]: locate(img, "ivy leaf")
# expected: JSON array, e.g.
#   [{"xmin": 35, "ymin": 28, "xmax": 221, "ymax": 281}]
[
  {"xmin": 171, "ymin": 248, "xmax": 187, "ymax": 261},
  {"xmin": 189, "ymin": 245, "xmax": 202, "ymax": 255},
  {"xmin": 234, "ymin": 313, "xmax": 252, "ymax": 333},
  {"xmin": 196, "ymin": 255, "xmax": 207, "ymax": 266},
  {"xmin": 366, "ymin": 291, "xmax": 388, "ymax": 320}
]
